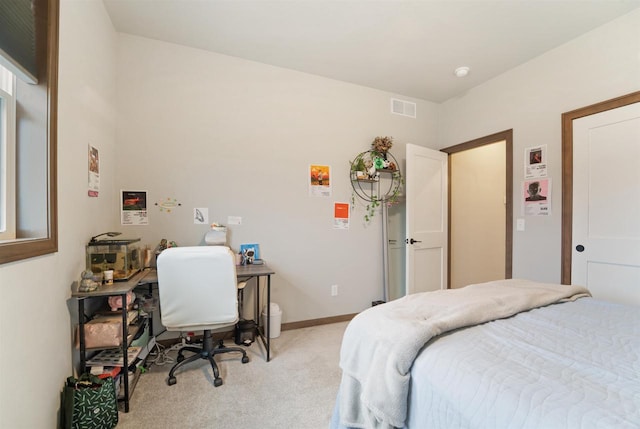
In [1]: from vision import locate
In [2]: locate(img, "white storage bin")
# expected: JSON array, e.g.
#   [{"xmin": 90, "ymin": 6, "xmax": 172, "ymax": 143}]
[{"xmin": 262, "ymin": 302, "xmax": 282, "ymax": 338}]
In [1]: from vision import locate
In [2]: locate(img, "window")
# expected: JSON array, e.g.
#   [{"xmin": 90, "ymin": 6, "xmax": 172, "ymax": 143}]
[
  {"xmin": 0, "ymin": 65, "xmax": 16, "ymax": 240},
  {"xmin": 0, "ymin": 0, "xmax": 58, "ymax": 264}
]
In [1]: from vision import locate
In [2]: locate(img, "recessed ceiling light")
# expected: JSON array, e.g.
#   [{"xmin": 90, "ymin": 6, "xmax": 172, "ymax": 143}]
[{"xmin": 454, "ymin": 66, "xmax": 470, "ymax": 78}]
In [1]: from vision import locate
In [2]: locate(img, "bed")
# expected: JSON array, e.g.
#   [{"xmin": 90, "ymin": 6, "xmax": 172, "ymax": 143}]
[{"xmin": 330, "ymin": 279, "xmax": 640, "ymax": 429}]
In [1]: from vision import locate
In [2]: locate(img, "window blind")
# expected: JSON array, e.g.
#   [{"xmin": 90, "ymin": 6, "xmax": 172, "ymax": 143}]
[{"xmin": 0, "ymin": 0, "xmax": 38, "ymax": 84}]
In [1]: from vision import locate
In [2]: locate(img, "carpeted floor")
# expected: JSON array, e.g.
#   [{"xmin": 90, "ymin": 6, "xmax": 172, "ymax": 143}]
[{"xmin": 117, "ymin": 321, "xmax": 348, "ymax": 428}]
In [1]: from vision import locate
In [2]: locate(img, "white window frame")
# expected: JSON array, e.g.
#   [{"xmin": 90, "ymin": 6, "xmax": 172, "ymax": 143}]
[{"xmin": 0, "ymin": 65, "xmax": 16, "ymax": 240}]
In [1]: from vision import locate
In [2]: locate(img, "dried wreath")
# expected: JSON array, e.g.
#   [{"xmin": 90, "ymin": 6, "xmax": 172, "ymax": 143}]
[{"xmin": 371, "ymin": 136, "xmax": 394, "ymax": 154}]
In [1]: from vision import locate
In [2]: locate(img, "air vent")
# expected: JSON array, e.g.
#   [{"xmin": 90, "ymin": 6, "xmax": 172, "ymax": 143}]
[{"xmin": 390, "ymin": 98, "xmax": 416, "ymax": 118}]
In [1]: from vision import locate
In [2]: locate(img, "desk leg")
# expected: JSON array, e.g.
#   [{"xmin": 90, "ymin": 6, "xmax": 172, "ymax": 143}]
[
  {"xmin": 121, "ymin": 293, "xmax": 130, "ymax": 413},
  {"xmin": 266, "ymin": 274, "xmax": 271, "ymax": 362},
  {"xmin": 78, "ymin": 299, "xmax": 86, "ymax": 373},
  {"xmin": 148, "ymin": 282, "xmax": 154, "ymax": 338},
  {"xmin": 251, "ymin": 274, "xmax": 272, "ymax": 362},
  {"xmin": 254, "ymin": 277, "xmax": 260, "ymax": 345}
]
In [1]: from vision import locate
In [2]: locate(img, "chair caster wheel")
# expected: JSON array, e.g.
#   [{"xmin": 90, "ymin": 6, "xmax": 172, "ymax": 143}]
[
  {"xmin": 214, "ymin": 378, "xmax": 223, "ymax": 387},
  {"xmin": 176, "ymin": 355, "xmax": 185, "ymax": 363},
  {"xmin": 242, "ymin": 356, "xmax": 249, "ymax": 364},
  {"xmin": 167, "ymin": 377, "xmax": 177, "ymax": 386}
]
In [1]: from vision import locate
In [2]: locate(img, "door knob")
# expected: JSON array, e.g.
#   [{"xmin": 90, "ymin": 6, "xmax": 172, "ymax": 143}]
[
  {"xmin": 576, "ymin": 245, "xmax": 585, "ymax": 252},
  {"xmin": 406, "ymin": 238, "xmax": 422, "ymax": 244}
]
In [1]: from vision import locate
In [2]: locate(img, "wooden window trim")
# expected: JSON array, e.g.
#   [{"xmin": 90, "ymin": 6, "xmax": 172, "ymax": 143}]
[{"xmin": 0, "ymin": 0, "xmax": 58, "ymax": 264}]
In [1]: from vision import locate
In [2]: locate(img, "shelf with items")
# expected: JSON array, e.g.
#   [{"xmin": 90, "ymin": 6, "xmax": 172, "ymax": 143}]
[
  {"xmin": 72, "ymin": 270, "xmax": 155, "ymax": 413},
  {"xmin": 350, "ymin": 150, "xmax": 402, "ymax": 202},
  {"xmin": 82, "ymin": 315, "xmax": 149, "ymax": 354},
  {"xmin": 79, "ymin": 304, "xmax": 145, "ymax": 351},
  {"xmin": 350, "ymin": 149, "xmax": 403, "ymax": 223},
  {"xmin": 86, "ymin": 345, "xmax": 143, "ymax": 367},
  {"xmin": 86, "ymin": 318, "xmax": 153, "ymax": 405}
]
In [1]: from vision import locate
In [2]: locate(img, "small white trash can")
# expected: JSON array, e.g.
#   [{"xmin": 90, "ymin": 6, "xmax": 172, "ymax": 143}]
[{"xmin": 262, "ymin": 302, "xmax": 282, "ymax": 338}]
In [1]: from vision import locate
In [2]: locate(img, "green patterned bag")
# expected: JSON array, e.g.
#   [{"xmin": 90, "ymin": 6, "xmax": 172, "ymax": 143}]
[{"xmin": 63, "ymin": 373, "xmax": 118, "ymax": 429}]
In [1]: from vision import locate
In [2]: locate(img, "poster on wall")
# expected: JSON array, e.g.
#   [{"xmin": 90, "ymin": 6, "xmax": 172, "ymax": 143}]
[
  {"xmin": 88, "ymin": 145, "xmax": 100, "ymax": 197},
  {"xmin": 522, "ymin": 179, "xmax": 551, "ymax": 216},
  {"xmin": 194, "ymin": 208, "xmax": 209, "ymax": 224},
  {"xmin": 524, "ymin": 144, "xmax": 547, "ymax": 178},
  {"xmin": 309, "ymin": 164, "xmax": 331, "ymax": 197},
  {"xmin": 333, "ymin": 202, "xmax": 350, "ymax": 229},
  {"xmin": 121, "ymin": 190, "xmax": 149, "ymax": 225}
]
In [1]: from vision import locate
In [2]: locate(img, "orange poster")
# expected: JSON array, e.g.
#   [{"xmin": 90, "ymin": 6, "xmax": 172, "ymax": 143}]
[
  {"xmin": 309, "ymin": 164, "xmax": 331, "ymax": 197},
  {"xmin": 334, "ymin": 202, "xmax": 350, "ymax": 229}
]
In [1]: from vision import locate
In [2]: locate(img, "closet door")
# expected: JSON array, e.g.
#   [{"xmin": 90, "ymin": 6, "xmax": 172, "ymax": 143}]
[{"xmin": 572, "ymin": 101, "xmax": 640, "ymax": 305}]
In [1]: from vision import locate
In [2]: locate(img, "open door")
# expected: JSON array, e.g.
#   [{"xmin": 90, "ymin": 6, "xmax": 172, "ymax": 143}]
[{"xmin": 405, "ymin": 144, "xmax": 448, "ymax": 294}]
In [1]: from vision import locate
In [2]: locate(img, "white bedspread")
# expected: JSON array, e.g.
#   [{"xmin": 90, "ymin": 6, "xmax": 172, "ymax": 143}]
[
  {"xmin": 337, "ymin": 279, "xmax": 591, "ymax": 429},
  {"xmin": 405, "ymin": 298, "xmax": 640, "ymax": 428}
]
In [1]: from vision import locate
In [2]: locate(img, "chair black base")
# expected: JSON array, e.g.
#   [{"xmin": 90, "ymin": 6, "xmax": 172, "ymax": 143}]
[{"xmin": 166, "ymin": 329, "xmax": 249, "ymax": 387}]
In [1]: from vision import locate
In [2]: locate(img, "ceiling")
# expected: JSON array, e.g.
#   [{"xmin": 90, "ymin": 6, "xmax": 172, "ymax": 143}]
[{"xmin": 102, "ymin": 0, "xmax": 640, "ymax": 103}]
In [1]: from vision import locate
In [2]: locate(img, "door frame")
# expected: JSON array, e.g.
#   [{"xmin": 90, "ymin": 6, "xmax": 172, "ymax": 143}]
[
  {"xmin": 441, "ymin": 129, "xmax": 513, "ymax": 288},
  {"xmin": 561, "ymin": 91, "xmax": 640, "ymax": 284}
]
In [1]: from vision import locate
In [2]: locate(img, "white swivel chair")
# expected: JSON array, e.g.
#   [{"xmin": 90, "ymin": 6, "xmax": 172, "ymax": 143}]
[{"xmin": 156, "ymin": 246, "xmax": 249, "ymax": 387}]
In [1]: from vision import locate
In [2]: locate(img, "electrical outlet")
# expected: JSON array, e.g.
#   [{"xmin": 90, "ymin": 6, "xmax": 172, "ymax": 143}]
[
  {"xmin": 331, "ymin": 284, "xmax": 338, "ymax": 296},
  {"xmin": 227, "ymin": 216, "xmax": 242, "ymax": 225}
]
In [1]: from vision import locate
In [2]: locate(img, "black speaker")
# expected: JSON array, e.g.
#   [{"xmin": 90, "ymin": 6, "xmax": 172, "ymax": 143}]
[{"xmin": 235, "ymin": 319, "xmax": 256, "ymax": 346}]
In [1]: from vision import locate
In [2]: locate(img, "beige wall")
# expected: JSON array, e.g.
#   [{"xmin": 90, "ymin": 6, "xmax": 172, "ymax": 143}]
[
  {"xmin": 450, "ymin": 142, "xmax": 506, "ymax": 289},
  {"xmin": 113, "ymin": 34, "xmax": 439, "ymax": 323},
  {"xmin": 0, "ymin": 1, "xmax": 119, "ymax": 427},
  {"xmin": 439, "ymin": 8, "xmax": 640, "ymax": 284}
]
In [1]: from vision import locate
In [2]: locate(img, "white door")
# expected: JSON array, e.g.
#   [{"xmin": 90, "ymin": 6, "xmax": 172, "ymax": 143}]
[
  {"xmin": 572, "ymin": 102, "xmax": 640, "ymax": 305},
  {"xmin": 405, "ymin": 144, "xmax": 448, "ymax": 294}
]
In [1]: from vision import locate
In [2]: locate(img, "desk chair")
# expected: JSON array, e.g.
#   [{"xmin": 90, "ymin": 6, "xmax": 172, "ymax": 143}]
[{"xmin": 156, "ymin": 246, "xmax": 249, "ymax": 387}]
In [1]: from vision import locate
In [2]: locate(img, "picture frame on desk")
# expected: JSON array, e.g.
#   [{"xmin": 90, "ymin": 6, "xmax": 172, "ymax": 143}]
[{"xmin": 239, "ymin": 243, "xmax": 260, "ymax": 260}]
